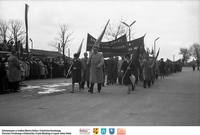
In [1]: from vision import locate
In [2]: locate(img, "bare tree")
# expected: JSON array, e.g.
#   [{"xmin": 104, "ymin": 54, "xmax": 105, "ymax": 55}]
[
  {"xmin": 105, "ymin": 21, "xmax": 126, "ymax": 40},
  {"xmin": 0, "ymin": 19, "xmax": 9, "ymax": 43},
  {"xmin": 189, "ymin": 43, "xmax": 200, "ymax": 69},
  {"xmin": 189, "ymin": 43, "xmax": 200, "ymax": 60},
  {"xmin": 9, "ymin": 19, "xmax": 25, "ymax": 45},
  {"xmin": 50, "ymin": 24, "xmax": 72, "ymax": 59},
  {"xmin": 58, "ymin": 24, "xmax": 72, "ymax": 58},
  {"xmin": 179, "ymin": 48, "xmax": 191, "ymax": 64}
]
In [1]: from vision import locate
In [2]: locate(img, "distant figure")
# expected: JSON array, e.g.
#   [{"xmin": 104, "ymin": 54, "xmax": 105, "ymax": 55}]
[
  {"xmin": 80, "ymin": 52, "xmax": 90, "ymax": 90},
  {"xmin": 0, "ymin": 57, "xmax": 8, "ymax": 92},
  {"xmin": 7, "ymin": 51, "xmax": 21, "ymax": 92},
  {"xmin": 88, "ymin": 45, "xmax": 104, "ymax": 93},
  {"xmin": 192, "ymin": 62, "xmax": 196, "ymax": 71},
  {"xmin": 70, "ymin": 53, "xmax": 82, "ymax": 93},
  {"xmin": 159, "ymin": 58, "xmax": 165, "ymax": 79},
  {"xmin": 117, "ymin": 56, "xmax": 124, "ymax": 85}
]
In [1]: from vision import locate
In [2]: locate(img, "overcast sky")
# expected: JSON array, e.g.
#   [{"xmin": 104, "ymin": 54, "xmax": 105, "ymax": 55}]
[{"xmin": 0, "ymin": 0, "xmax": 200, "ymax": 60}]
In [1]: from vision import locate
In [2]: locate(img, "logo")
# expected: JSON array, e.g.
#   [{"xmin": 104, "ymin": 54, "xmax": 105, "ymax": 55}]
[
  {"xmin": 93, "ymin": 128, "xmax": 99, "ymax": 135},
  {"xmin": 79, "ymin": 128, "xmax": 90, "ymax": 135},
  {"xmin": 117, "ymin": 128, "xmax": 126, "ymax": 135},
  {"xmin": 101, "ymin": 128, "xmax": 106, "ymax": 135},
  {"xmin": 109, "ymin": 128, "xmax": 115, "ymax": 135}
]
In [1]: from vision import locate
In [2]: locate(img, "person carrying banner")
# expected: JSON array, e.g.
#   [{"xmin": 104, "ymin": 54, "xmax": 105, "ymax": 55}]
[
  {"xmin": 70, "ymin": 53, "xmax": 82, "ymax": 93},
  {"xmin": 88, "ymin": 45, "xmax": 104, "ymax": 93},
  {"xmin": 80, "ymin": 52, "xmax": 90, "ymax": 90},
  {"xmin": 121, "ymin": 54, "xmax": 135, "ymax": 94}
]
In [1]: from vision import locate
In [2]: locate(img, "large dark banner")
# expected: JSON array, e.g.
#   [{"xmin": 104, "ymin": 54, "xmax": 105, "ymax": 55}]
[
  {"xmin": 86, "ymin": 33, "xmax": 145, "ymax": 57},
  {"xmin": 128, "ymin": 36, "xmax": 145, "ymax": 54},
  {"xmin": 86, "ymin": 33, "xmax": 128, "ymax": 57}
]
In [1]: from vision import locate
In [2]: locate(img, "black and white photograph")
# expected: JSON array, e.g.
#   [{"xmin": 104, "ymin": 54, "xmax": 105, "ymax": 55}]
[{"xmin": 0, "ymin": 0, "xmax": 200, "ymax": 128}]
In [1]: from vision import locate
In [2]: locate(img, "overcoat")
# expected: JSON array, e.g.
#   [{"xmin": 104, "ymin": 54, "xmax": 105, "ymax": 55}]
[
  {"xmin": 81, "ymin": 57, "xmax": 90, "ymax": 81},
  {"xmin": 89, "ymin": 52, "xmax": 104, "ymax": 83},
  {"xmin": 72, "ymin": 59, "xmax": 81, "ymax": 83},
  {"xmin": 142, "ymin": 60, "xmax": 151, "ymax": 81},
  {"xmin": 121, "ymin": 60, "xmax": 134, "ymax": 85},
  {"xmin": 7, "ymin": 54, "xmax": 21, "ymax": 82}
]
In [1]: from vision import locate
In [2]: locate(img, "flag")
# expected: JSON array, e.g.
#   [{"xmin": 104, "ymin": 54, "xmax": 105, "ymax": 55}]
[
  {"xmin": 25, "ymin": 4, "xmax": 29, "ymax": 53},
  {"xmin": 151, "ymin": 46, "xmax": 154, "ymax": 55},
  {"xmin": 68, "ymin": 48, "xmax": 70, "ymax": 57},
  {"xmin": 93, "ymin": 19, "xmax": 110, "ymax": 48},
  {"xmin": 155, "ymin": 48, "xmax": 160, "ymax": 60},
  {"xmin": 76, "ymin": 39, "xmax": 84, "ymax": 58},
  {"xmin": 151, "ymin": 48, "xmax": 160, "ymax": 67}
]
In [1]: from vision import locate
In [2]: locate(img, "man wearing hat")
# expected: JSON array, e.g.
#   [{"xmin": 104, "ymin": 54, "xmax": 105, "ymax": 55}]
[{"xmin": 88, "ymin": 45, "xmax": 104, "ymax": 93}]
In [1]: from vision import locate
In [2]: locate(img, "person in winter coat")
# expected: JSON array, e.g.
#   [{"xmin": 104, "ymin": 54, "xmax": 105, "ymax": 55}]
[
  {"xmin": 121, "ymin": 54, "xmax": 135, "ymax": 94},
  {"xmin": 70, "ymin": 53, "xmax": 82, "ymax": 93},
  {"xmin": 88, "ymin": 45, "xmax": 104, "ymax": 93},
  {"xmin": 7, "ymin": 52, "xmax": 21, "ymax": 92},
  {"xmin": 142, "ymin": 58, "xmax": 151, "ymax": 88},
  {"xmin": 80, "ymin": 52, "xmax": 90, "ymax": 89}
]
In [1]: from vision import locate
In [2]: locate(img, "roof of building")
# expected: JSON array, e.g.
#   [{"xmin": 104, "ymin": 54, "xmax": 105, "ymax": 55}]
[{"xmin": 30, "ymin": 49, "xmax": 62, "ymax": 58}]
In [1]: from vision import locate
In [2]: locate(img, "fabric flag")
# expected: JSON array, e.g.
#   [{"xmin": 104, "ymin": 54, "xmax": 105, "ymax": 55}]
[
  {"xmin": 128, "ymin": 35, "xmax": 145, "ymax": 53},
  {"xmin": 155, "ymin": 48, "xmax": 160, "ymax": 60},
  {"xmin": 151, "ymin": 48, "xmax": 160, "ymax": 67},
  {"xmin": 151, "ymin": 46, "xmax": 154, "ymax": 55},
  {"xmin": 25, "ymin": 4, "xmax": 29, "ymax": 53},
  {"xmin": 76, "ymin": 39, "xmax": 84, "ymax": 58},
  {"xmin": 93, "ymin": 19, "xmax": 110, "ymax": 48},
  {"xmin": 68, "ymin": 48, "xmax": 70, "ymax": 57}
]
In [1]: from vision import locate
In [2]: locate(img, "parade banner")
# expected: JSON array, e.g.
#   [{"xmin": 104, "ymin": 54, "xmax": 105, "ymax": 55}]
[
  {"xmin": 86, "ymin": 33, "xmax": 128, "ymax": 57},
  {"xmin": 76, "ymin": 39, "xmax": 84, "ymax": 58},
  {"xmin": 127, "ymin": 35, "xmax": 145, "ymax": 54},
  {"xmin": 93, "ymin": 19, "xmax": 110, "ymax": 48}
]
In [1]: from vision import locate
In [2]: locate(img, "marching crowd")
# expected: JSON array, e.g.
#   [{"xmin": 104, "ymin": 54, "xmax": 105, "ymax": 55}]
[
  {"xmin": 69, "ymin": 45, "xmax": 183, "ymax": 94},
  {"xmin": 0, "ymin": 45, "xmax": 183, "ymax": 94}
]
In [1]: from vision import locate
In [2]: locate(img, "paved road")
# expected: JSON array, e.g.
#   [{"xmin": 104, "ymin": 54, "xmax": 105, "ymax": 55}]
[{"xmin": 0, "ymin": 67, "xmax": 199, "ymax": 126}]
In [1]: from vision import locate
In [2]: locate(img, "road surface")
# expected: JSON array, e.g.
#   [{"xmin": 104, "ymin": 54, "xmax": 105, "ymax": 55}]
[{"xmin": 0, "ymin": 67, "xmax": 199, "ymax": 126}]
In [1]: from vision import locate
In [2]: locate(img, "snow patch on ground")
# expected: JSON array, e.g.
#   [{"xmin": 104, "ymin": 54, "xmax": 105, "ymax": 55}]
[{"xmin": 21, "ymin": 83, "xmax": 72, "ymax": 95}]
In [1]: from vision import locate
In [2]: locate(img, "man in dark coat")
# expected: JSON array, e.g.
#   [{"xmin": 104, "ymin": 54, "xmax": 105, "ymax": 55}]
[
  {"xmin": 70, "ymin": 53, "xmax": 82, "ymax": 93},
  {"xmin": 121, "ymin": 54, "xmax": 134, "ymax": 94},
  {"xmin": 0, "ymin": 57, "xmax": 8, "ymax": 93},
  {"xmin": 159, "ymin": 58, "xmax": 165, "ymax": 79}
]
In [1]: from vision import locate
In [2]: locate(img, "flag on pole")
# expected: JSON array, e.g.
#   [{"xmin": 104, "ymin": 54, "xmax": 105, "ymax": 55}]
[
  {"xmin": 151, "ymin": 48, "xmax": 160, "ymax": 67},
  {"xmin": 93, "ymin": 19, "xmax": 110, "ymax": 48},
  {"xmin": 68, "ymin": 48, "xmax": 70, "ymax": 57},
  {"xmin": 155, "ymin": 48, "xmax": 160, "ymax": 60},
  {"xmin": 25, "ymin": 4, "xmax": 29, "ymax": 53},
  {"xmin": 76, "ymin": 39, "xmax": 84, "ymax": 58}
]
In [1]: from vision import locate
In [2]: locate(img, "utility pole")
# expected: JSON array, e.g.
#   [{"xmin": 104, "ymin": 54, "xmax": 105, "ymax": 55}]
[
  {"xmin": 121, "ymin": 20, "xmax": 136, "ymax": 41},
  {"xmin": 154, "ymin": 37, "xmax": 159, "ymax": 57},
  {"xmin": 173, "ymin": 54, "xmax": 175, "ymax": 62}
]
